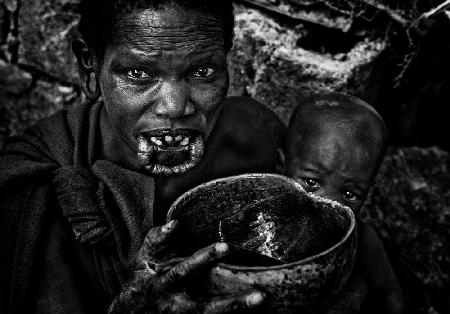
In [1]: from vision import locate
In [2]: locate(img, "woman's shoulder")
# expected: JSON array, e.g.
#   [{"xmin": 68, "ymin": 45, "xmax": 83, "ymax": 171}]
[
  {"xmin": 221, "ymin": 96, "xmax": 284, "ymax": 125},
  {"xmin": 203, "ymin": 96, "xmax": 286, "ymax": 174},
  {"xmin": 217, "ymin": 96, "xmax": 286, "ymax": 143}
]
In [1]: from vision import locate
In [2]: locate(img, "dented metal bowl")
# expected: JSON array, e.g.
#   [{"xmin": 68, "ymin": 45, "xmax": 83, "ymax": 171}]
[{"xmin": 167, "ymin": 174, "xmax": 357, "ymax": 313}]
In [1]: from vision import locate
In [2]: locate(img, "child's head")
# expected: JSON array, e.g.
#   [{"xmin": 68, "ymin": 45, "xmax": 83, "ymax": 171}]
[{"xmin": 285, "ymin": 93, "xmax": 388, "ymax": 214}]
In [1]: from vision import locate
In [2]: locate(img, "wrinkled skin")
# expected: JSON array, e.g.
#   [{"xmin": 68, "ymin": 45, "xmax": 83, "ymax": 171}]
[{"xmin": 96, "ymin": 5, "xmax": 229, "ymax": 175}]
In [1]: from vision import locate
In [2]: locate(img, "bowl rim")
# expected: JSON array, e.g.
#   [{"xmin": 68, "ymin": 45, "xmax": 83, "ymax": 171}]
[{"xmin": 167, "ymin": 173, "xmax": 356, "ymax": 271}]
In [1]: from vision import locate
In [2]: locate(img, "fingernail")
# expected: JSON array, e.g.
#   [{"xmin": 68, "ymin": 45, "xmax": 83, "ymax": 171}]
[
  {"xmin": 215, "ymin": 242, "xmax": 229, "ymax": 254},
  {"xmin": 246, "ymin": 292, "xmax": 265, "ymax": 306},
  {"xmin": 162, "ymin": 220, "xmax": 175, "ymax": 233}
]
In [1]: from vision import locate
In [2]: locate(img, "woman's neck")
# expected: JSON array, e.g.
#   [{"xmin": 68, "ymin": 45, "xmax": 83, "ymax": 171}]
[{"xmin": 99, "ymin": 105, "xmax": 142, "ymax": 172}]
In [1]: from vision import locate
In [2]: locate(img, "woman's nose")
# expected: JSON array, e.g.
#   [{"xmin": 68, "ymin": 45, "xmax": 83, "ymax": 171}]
[{"xmin": 153, "ymin": 80, "xmax": 195, "ymax": 118}]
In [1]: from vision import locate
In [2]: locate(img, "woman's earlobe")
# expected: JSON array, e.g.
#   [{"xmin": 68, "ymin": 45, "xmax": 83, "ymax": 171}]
[
  {"xmin": 276, "ymin": 148, "xmax": 286, "ymax": 174},
  {"xmin": 83, "ymin": 72, "xmax": 101, "ymax": 100},
  {"xmin": 72, "ymin": 38, "xmax": 101, "ymax": 100}
]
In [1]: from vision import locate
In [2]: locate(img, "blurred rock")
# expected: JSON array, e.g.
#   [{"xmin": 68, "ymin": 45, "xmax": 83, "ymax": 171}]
[
  {"xmin": 0, "ymin": 79, "xmax": 82, "ymax": 147},
  {"xmin": 0, "ymin": 59, "xmax": 33, "ymax": 94},
  {"xmin": 1, "ymin": 0, "xmax": 17, "ymax": 12},
  {"xmin": 239, "ymin": 0, "xmax": 354, "ymax": 31},
  {"xmin": 0, "ymin": 0, "xmax": 20, "ymax": 62},
  {"xmin": 361, "ymin": 146, "xmax": 450, "ymax": 313},
  {"xmin": 228, "ymin": 5, "xmax": 386, "ymax": 123},
  {"xmin": 0, "ymin": 4, "xmax": 4, "ymax": 43},
  {"xmin": 18, "ymin": 0, "xmax": 80, "ymax": 84}
]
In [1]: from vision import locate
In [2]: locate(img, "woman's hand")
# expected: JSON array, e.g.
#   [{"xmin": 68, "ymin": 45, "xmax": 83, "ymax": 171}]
[{"xmin": 108, "ymin": 221, "xmax": 266, "ymax": 314}]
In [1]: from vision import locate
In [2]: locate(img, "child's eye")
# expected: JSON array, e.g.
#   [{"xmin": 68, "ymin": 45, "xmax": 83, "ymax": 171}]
[
  {"xmin": 343, "ymin": 190, "xmax": 359, "ymax": 202},
  {"xmin": 193, "ymin": 67, "xmax": 216, "ymax": 78},
  {"xmin": 301, "ymin": 178, "xmax": 321, "ymax": 190},
  {"xmin": 126, "ymin": 69, "xmax": 152, "ymax": 80}
]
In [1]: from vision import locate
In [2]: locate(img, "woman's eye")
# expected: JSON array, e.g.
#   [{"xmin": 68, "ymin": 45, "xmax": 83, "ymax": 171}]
[
  {"xmin": 301, "ymin": 178, "xmax": 321, "ymax": 190},
  {"xmin": 343, "ymin": 191, "xmax": 359, "ymax": 202},
  {"xmin": 126, "ymin": 69, "xmax": 151, "ymax": 79},
  {"xmin": 193, "ymin": 67, "xmax": 216, "ymax": 78}
]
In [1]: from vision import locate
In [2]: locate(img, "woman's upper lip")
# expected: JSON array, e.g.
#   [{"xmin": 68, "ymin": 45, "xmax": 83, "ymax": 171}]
[{"xmin": 139, "ymin": 128, "xmax": 202, "ymax": 138}]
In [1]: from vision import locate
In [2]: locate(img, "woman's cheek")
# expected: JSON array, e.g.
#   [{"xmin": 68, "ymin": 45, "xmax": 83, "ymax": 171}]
[{"xmin": 191, "ymin": 80, "xmax": 228, "ymax": 112}]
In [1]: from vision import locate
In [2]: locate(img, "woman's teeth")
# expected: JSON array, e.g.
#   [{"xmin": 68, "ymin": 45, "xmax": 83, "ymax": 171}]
[
  {"xmin": 149, "ymin": 135, "xmax": 190, "ymax": 147},
  {"xmin": 180, "ymin": 137, "xmax": 189, "ymax": 146}
]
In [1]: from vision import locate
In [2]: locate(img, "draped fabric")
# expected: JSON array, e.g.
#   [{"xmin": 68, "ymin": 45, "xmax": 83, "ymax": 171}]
[{"xmin": 0, "ymin": 100, "xmax": 155, "ymax": 313}]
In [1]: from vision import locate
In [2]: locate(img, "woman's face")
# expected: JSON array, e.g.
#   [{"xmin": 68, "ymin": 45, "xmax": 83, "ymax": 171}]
[{"xmin": 98, "ymin": 5, "xmax": 229, "ymax": 175}]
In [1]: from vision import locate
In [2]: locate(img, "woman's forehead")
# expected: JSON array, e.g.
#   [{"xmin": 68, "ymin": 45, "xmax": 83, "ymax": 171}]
[{"xmin": 110, "ymin": 6, "xmax": 225, "ymax": 52}]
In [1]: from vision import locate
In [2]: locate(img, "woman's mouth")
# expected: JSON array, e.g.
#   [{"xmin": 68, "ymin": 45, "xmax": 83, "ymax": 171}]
[{"xmin": 137, "ymin": 130, "xmax": 204, "ymax": 175}]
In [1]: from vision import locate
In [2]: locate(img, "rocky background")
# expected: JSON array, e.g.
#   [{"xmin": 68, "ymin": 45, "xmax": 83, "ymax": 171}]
[{"xmin": 0, "ymin": 0, "xmax": 449, "ymax": 313}]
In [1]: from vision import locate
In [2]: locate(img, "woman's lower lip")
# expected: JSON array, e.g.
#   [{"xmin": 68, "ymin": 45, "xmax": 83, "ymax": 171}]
[{"xmin": 137, "ymin": 135, "xmax": 205, "ymax": 175}]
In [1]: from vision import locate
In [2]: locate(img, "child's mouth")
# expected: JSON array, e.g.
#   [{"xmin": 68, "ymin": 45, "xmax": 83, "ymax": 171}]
[{"xmin": 137, "ymin": 129, "xmax": 204, "ymax": 175}]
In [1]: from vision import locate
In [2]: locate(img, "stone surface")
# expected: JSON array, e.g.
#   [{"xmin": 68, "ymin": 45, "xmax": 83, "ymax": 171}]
[
  {"xmin": 361, "ymin": 146, "xmax": 450, "ymax": 313},
  {"xmin": 18, "ymin": 0, "xmax": 80, "ymax": 84},
  {"xmin": 240, "ymin": 0, "xmax": 354, "ymax": 31},
  {"xmin": 0, "ymin": 0, "xmax": 20, "ymax": 62},
  {"xmin": 228, "ymin": 5, "xmax": 386, "ymax": 123},
  {"xmin": 0, "ymin": 4, "xmax": 4, "ymax": 43},
  {"xmin": 227, "ymin": 1, "xmax": 450, "ymax": 151},
  {"xmin": 0, "ymin": 79, "xmax": 82, "ymax": 145},
  {"xmin": 0, "ymin": 0, "xmax": 82, "ymax": 148},
  {"xmin": 0, "ymin": 59, "xmax": 33, "ymax": 94}
]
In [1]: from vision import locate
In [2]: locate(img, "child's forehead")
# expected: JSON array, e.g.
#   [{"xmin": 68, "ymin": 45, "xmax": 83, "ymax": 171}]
[
  {"xmin": 290, "ymin": 105, "xmax": 383, "ymax": 148},
  {"xmin": 289, "ymin": 121, "xmax": 382, "ymax": 176},
  {"xmin": 290, "ymin": 137, "xmax": 377, "ymax": 187},
  {"xmin": 299, "ymin": 127, "xmax": 375, "ymax": 162}
]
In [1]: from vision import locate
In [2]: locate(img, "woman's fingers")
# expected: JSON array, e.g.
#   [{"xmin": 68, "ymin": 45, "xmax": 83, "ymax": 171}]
[
  {"xmin": 137, "ymin": 220, "xmax": 179, "ymax": 264},
  {"xmin": 151, "ymin": 242, "xmax": 230, "ymax": 293},
  {"xmin": 202, "ymin": 291, "xmax": 266, "ymax": 314}
]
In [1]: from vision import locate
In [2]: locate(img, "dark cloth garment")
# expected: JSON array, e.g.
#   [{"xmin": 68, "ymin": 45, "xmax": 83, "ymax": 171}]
[{"xmin": 0, "ymin": 96, "xmax": 286, "ymax": 313}]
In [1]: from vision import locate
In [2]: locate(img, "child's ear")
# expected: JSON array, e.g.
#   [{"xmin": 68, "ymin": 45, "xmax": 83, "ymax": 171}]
[{"xmin": 276, "ymin": 148, "xmax": 286, "ymax": 174}]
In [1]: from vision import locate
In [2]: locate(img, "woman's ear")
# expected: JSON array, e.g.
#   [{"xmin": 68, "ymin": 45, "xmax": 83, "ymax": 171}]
[{"xmin": 72, "ymin": 37, "xmax": 101, "ymax": 100}]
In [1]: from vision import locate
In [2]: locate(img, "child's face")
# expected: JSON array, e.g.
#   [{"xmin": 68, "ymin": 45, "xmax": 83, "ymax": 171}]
[{"xmin": 285, "ymin": 127, "xmax": 378, "ymax": 213}]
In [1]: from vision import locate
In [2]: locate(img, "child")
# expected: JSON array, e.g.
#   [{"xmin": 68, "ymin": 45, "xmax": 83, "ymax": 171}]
[{"xmin": 284, "ymin": 93, "xmax": 406, "ymax": 314}]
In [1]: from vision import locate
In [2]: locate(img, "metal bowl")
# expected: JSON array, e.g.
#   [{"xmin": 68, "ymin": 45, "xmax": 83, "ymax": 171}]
[{"xmin": 167, "ymin": 174, "xmax": 356, "ymax": 312}]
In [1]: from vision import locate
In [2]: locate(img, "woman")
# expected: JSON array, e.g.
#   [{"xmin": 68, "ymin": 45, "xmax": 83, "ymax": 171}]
[{"xmin": 0, "ymin": 0, "xmax": 286, "ymax": 313}]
